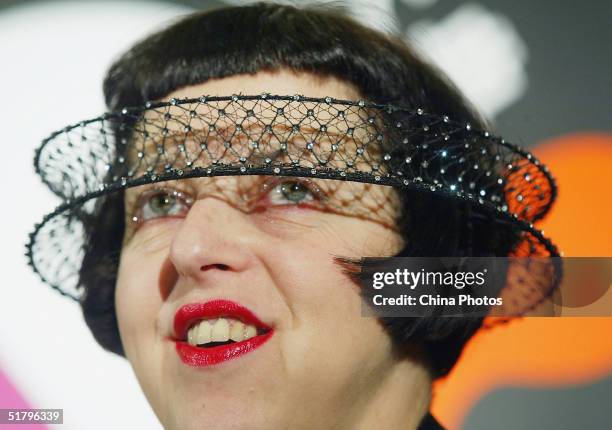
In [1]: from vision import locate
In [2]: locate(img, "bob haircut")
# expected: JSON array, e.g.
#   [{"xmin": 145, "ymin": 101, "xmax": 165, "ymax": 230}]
[{"xmin": 79, "ymin": 1, "xmax": 520, "ymax": 378}]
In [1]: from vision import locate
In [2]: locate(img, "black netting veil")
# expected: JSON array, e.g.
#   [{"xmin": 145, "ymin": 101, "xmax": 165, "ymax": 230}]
[{"xmin": 26, "ymin": 94, "xmax": 560, "ymax": 311}]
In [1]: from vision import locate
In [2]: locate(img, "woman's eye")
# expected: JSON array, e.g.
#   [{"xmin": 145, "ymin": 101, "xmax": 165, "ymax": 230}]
[
  {"xmin": 136, "ymin": 189, "xmax": 192, "ymax": 222},
  {"xmin": 267, "ymin": 180, "xmax": 317, "ymax": 205}
]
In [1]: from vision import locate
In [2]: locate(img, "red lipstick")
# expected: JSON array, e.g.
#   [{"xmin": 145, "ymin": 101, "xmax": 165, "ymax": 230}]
[{"xmin": 172, "ymin": 299, "xmax": 273, "ymax": 367}]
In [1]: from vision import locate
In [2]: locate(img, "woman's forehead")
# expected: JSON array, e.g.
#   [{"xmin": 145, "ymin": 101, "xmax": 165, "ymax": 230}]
[
  {"xmin": 132, "ymin": 105, "xmax": 380, "ymax": 168},
  {"xmin": 126, "ymin": 92, "xmax": 388, "ymax": 185},
  {"xmin": 163, "ymin": 69, "xmax": 362, "ymax": 102}
]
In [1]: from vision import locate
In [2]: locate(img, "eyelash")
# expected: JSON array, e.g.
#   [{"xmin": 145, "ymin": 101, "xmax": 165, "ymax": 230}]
[
  {"xmin": 129, "ymin": 187, "xmax": 193, "ymax": 225},
  {"xmin": 258, "ymin": 177, "xmax": 325, "ymax": 208},
  {"xmin": 128, "ymin": 177, "xmax": 325, "ymax": 227}
]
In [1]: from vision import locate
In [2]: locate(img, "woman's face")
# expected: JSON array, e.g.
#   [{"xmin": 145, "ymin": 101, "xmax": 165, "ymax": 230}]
[{"xmin": 115, "ymin": 70, "xmax": 410, "ymax": 430}]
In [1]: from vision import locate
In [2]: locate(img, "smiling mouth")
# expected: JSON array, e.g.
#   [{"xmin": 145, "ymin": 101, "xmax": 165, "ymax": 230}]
[
  {"xmin": 185, "ymin": 317, "xmax": 270, "ymax": 347},
  {"xmin": 173, "ymin": 300, "xmax": 273, "ymax": 366}
]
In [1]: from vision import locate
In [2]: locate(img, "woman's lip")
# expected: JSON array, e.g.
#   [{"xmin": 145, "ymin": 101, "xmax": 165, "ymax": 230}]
[
  {"xmin": 174, "ymin": 331, "xmax": 273, "ymax": 367},
  {"xmin": 173, "ymin": 299, "xmax": 272, "ymax": 340}
]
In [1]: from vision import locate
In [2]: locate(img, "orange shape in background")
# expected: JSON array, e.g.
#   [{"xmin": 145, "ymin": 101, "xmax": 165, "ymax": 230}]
[{"xmin": 431, "ymin": 134, "xmax": 612, "ymax": 429}]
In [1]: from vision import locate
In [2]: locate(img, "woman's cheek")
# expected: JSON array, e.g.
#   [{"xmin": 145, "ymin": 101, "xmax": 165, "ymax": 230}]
[
  {"xmin": 115, "ymin": 277, "xmax": 138, "ymax": 354},
  {"xmin": 122, "ymin": 219, "xmax": 183, "ymax": 254},
  {"xmin": 115, "ymin": 256, "xmax": 159, "ymax": 354}
]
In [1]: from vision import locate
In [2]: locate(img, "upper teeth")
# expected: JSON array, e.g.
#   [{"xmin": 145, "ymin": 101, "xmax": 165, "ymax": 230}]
[{"xmin": 187, "ymin": 318, "xmax": 258, "ymax": 346}]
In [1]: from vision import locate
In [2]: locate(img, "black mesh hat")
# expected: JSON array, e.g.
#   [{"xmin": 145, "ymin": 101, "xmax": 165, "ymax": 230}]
[{"xmin": 26, "ymin": 93, "xmax": 560, "ymax": 315}]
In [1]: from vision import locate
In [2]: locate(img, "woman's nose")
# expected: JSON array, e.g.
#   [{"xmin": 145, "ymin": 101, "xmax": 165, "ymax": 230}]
[{"xmin": 168, "ymin": 196, "xmax": 257, "ymax": 285}]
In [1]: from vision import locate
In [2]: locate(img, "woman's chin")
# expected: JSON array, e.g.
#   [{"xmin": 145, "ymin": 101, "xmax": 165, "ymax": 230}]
[
  {"xmin": 162, "ymin": 399, "xmax": 279, "ymax": 430},
  {"xmin": 144, "ymin": 340, "xmax": 286, "ymax": 430}
]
